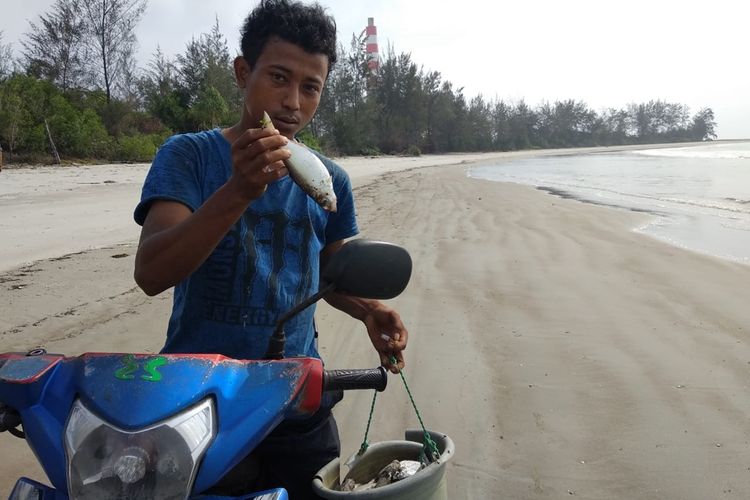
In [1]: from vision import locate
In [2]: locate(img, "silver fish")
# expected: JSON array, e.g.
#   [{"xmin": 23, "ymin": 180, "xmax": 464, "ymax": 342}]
[
  {"xmin": 339, "ymin": 459, "xmax": 424, "ymax": 491},
  {"xmin": 261, "ymin": 112, "xmax": 337, "ymax": 212}
]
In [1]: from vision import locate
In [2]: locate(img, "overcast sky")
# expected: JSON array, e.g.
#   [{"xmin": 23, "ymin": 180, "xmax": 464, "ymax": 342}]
[{"xmin": 2, "ymin": 0, "xmax": 748, "ymax": 139}]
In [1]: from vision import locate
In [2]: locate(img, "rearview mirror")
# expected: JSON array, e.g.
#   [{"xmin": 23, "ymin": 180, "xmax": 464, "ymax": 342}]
[{"xmin": 321, "ymin": 239, "xmax": 412, "ymax": 300}]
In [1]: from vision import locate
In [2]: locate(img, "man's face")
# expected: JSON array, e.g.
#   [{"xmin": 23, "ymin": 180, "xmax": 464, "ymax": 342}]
[{"xmin": 237, "ymin": 37, "xmax": 329, "ymax": 139}]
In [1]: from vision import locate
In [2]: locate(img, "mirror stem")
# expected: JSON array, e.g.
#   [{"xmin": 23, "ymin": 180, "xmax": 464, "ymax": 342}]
[{"xmin": 264, "ymin": 282, "xmax": 337, "ymax": 359}]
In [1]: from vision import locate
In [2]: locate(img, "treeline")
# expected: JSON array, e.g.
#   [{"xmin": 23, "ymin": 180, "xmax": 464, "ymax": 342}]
[
  {"xmin": 315, "ymin": 37, "xmax": 717, "ymax": 155},
  {"xmin": 0, "ymin": 0, "xmax": 717, "ymax": 164}
]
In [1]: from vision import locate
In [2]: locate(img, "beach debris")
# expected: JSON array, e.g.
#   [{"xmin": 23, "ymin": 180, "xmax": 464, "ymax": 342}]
[
  {"xmin": 260, "ymin": 111, "xmax": 337, "ymax": 212},
  {"xmin": 339, "ymin": 459, "xmax": 423, "ymax": 491}
]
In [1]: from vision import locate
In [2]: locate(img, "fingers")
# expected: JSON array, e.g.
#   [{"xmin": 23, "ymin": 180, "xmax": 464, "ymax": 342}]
[
  {"xmin": 392, "ymin": 351, "xmax": 405, "ymax": 372},
  {"xmin": 379, "ymin": 352, "xmax": 392, "ymax": 372},
  {"xmin": 380, "ymin": 350, "xmax": 404, "ymax": 374},
  {"xmin": 229, "ymin": 128, "xmax": 291, "ymax": 200},
  {"xmin": 364, "ymin": 306, "xmax": 408, "ymax": 373},
  {"xmin": 232, "ymin": 133, "xmax": 291, "ymax": 171},
  {"xmin": 380, "ymin": 331, "xmax": 406, "ymax": 351},
  {"xmin": 230, "ymin": 127, "xmax": 281, "ymax": 151},
  {"xmin": 391, "ymin": 329, "xmax": 408, "ymax": 351},
  {"xmin": 376, "ymin": 331, "xmax": 406, "ymax": 373},
  {"xmin": 379, "ymin": 351, "xmax": 402, "ymax": 374}
]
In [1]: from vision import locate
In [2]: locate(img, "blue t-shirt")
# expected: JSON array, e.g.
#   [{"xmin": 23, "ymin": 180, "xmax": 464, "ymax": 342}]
[{"xmin": 134, "ymin": 129, "xmax": 358, "ymax": 360}]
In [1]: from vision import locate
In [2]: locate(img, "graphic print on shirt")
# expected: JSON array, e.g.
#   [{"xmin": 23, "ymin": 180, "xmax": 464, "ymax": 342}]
[{"xmin": 200, "ymin": 209, "xmax": 316, "ymax": 327}]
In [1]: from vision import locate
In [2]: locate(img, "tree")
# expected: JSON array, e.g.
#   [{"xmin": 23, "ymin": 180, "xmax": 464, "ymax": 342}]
[
  {"xmin": 373, "ymin": 48, "xmax": 427, "ymax": 153},
  {"xmin": 508, "ymin": 100, "xmax": 536, "ymax": 150},
  {"xmin": 0, "ymin": 75, "xmax": 59, "ymax": 158},
  {"xmin": 177, "ymin": 18, "xmax": 236, "ymax": 105},
  {"xmin": 175, "ymin": 17, "xmax": 237, "ymax": 130},
  {"xmin": 22, "ymin": 0, "xmax": 87, "ymax": 91},
  {"xmin": 46, "ymin": 93, "xmax": 110, "ymax": 156},
  {"xmin": 600, "ymin": 108, "xmax": 630, "ymax": 145},
  {"xmin": 79, "ymin": 0, "xmax": 147, "ymax": 102},
  {"xmin": 628, "ymin": 102, "xmax": 652, "ymax": 142},
  {"xmin": 315, "ymin": 34, "xmax": 373, "ymax": 154},
  {"xmin": 548, "ymin": 100, "xmax": 596, "ymax": 147},
  {"xmin": 201, "ymin": 18, "xmax": 237, "ymax": 108},
  {"xmin": 0, "ymin": 81, "xmax": 25, "ymax": 159},
  {"xmin": 466, "ymin": 95, "xmax": 493, "ymax": 151},
  {"xmin": 115, "ymin": 43, "xmax": 142, "ymax": 107},
  {"xmin": 190, "ymin": 85, "xmax": 228, "ymax": 129},
  {"xmin": 427, "ymin": 81, "xmax": 462, "ymax": 153},
  {"xmin": 0, "ymin": 31, "xmax": 14, "ymax": 81},
  {"xmin": 491, "ymin": 100, "xmax": 513, "ymax": 151},
  {"xmin": 691, "ymin": 108, "xmax": 717, "ymax": 141},
  {"xmin": 140, "ymin": 46, "xmax": 186, "ymax": 131},
  {"xmin": 422, "ymin": 70, "xmax": 442, "ymax": 153}
]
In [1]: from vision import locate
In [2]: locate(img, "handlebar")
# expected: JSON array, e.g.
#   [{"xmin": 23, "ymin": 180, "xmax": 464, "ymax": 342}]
[{"xmin": 323, "ymin": 366, "xmax": 388, "ymax": 392}]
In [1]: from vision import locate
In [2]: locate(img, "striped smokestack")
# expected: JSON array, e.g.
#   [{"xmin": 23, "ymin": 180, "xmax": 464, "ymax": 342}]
[{"xmin": 365, "ymin": 17, "xmax": 379, "ymax": 72}]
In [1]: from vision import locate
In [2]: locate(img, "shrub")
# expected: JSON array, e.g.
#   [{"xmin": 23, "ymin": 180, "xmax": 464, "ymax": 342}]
[
  {"xmin": 116, "ymin": 134, "xmax": 158, "ymax": 162},
  {"xmin": 360, "ymin": 146, "xmax": 382, "ymax": 157},
  {"xmin": 297, "ymin": 128, "xmax": 322, "ymax": 152}
]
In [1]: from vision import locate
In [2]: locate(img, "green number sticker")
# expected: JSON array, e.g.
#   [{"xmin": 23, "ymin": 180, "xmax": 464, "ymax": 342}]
[
  {"xmin": 142, "ymin": 356, "xmax": 168, "ymax": 382},
  {"xmin": 114, "ymin": 354, "xmax": 139, "ymax": 380},
  {"xmin": 114, "ymin": 355, "xmax": 168, "ymax": 382}
]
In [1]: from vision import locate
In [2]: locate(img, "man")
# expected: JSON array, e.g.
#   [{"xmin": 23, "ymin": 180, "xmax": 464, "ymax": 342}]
[{"xmin": 133, "ymin": 0, "xmax": 407, "ymax": 496}]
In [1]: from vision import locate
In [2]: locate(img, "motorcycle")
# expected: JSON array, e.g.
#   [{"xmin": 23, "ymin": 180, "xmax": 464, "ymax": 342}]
[{"xmin": 0, "ymin": 239, "xmax": 412, "ymax": 499}]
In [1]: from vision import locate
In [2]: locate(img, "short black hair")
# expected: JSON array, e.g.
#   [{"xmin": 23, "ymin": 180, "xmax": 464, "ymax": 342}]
[{"xmin": 240, "ymin": 0, "xmax": 337, "ymax": 73}]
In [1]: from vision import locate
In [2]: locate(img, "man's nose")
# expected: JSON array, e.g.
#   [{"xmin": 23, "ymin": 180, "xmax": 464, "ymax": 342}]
[{"xmin": 282, "ymin": 88, "xmax": 300, "ymax": 110}]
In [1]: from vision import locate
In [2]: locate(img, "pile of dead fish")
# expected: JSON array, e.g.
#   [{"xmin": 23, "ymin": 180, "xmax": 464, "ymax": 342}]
[{"xmin": 339, "ymin": 460, "xmax": 423, "ymax": 492}]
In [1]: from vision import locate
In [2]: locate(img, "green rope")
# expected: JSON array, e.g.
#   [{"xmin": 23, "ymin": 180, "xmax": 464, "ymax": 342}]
[
  {"xmin": 356, "ymin": 357, "xmax": 441, "ymax": 463},
  {"xmin": 357, "ymin": 389, "xmax": 378, "ymax": 456},
  {"xmin": 389, "ymin": 355, "xmax": 441, "ymax": 463}
]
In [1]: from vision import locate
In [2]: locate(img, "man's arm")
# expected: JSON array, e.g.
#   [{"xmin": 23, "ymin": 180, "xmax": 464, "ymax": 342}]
[
  {"xmin": 321, "ymin": 240, "xmax": 409, "ymax": 373},
  {"xmin": 134, "ymin": 128, "xmax": 290, "ymax": 296}
]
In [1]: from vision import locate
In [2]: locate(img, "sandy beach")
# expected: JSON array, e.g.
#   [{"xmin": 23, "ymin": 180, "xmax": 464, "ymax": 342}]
[{"xmin": 2, "ymin": 145, "xmax": 749, "ymax": 498}]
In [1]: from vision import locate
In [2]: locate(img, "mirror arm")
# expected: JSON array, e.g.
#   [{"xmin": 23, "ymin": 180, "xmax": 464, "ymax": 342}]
[{"xmin": 264, "ymin": 282, "xmax": 337, "ymax": 359}]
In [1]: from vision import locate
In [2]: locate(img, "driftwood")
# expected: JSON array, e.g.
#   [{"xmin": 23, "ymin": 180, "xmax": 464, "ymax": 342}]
[{"xmin": 44, "ymin": 118, "xmax": 61, "ymax": 165}]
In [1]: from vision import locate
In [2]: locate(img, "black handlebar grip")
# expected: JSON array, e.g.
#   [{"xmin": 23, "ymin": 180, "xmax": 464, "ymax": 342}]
[{"xmin": 323, "ymin": 367, "xmax": 388, "ymax": 392}]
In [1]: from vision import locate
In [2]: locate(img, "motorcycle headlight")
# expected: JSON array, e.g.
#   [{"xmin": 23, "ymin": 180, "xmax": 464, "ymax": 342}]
[{"xmin": 64, "ymin": 398, "xmax": 215, "ymax": 499}]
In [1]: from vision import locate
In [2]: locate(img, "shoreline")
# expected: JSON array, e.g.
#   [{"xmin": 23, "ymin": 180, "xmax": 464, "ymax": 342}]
[
  {"xmin": 466, "ymin": 142, "xmax": 750, "ymax": 268},
  {"xmin": 0, "ymin": 141, "xmax": 724, "ymax": 274},
  {"xmin": 0, "ymin": 139, "xmax": 730, "ymax": 171}
]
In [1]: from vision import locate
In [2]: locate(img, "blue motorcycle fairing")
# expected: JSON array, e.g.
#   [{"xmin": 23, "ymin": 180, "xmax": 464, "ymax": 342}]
[
  {"xmin": 9, "ymin": 477, "xmax": 288, "ymax": 500},
  {"xmin": 0, "ymin": 354, "xmax": 72, "ymax": 490},
  {"xmin": 9, "ymin": 477, "xmax": 64, "ymax": 499},
  {"xmin": 0, "ymin": 353, "xmax": 323, "ymax": 497}
]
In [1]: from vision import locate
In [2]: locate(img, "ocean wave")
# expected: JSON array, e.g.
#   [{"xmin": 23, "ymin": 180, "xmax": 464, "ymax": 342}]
[
  {"xmin": 469, "ymin": 168, "xmax": 750, "ymax": 216},
  {"xmin": 522, "ymin": 177, "xmax": 750, "ymax": 216},
  {"xmin": 632, "ymin": 143, "xmax": 750, "ymax": 160},
  {"xmin": 656, "ymin": 196, "xmax": 750, "ymax": 215}
]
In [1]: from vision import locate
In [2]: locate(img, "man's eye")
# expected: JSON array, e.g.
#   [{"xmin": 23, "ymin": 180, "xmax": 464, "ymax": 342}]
[
  {"xmin": 305, "ymin": 85, "xmax": 321, "ymax": 95},
  {"xmin": 271, "ymin": 73, "xmax": 286, "ymax": 82}
]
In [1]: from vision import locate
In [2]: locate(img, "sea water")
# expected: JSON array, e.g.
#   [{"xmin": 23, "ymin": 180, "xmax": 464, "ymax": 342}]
[{"xmin": 468, "ymin": 141, "xmax": 750, "ymax": 265}]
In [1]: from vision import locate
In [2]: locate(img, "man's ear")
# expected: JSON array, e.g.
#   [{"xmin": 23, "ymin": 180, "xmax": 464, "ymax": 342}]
[{"xmin": 234, "ymin": 56, "xmax": 251, "ymax": 88}]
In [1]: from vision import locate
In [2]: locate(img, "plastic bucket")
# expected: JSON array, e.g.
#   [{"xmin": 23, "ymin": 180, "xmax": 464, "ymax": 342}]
[{"xmin": 312, "ymin": 429, "xmax": 454, "ymax": 499}]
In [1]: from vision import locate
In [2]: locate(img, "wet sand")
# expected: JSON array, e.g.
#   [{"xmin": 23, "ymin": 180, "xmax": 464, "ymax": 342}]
[{"xmin": 2, "ymin": 145, "xmax": 749, "ymax": 498}]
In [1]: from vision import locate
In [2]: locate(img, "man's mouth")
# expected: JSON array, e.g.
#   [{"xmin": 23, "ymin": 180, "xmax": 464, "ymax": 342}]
[{"xmin": 274, "ymin": 115, "xmax": 300, "ymax": 126}]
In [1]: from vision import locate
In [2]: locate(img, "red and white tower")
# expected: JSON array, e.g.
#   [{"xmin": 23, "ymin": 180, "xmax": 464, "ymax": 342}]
[{"xmin": 365, "ymin": 17, "xmax": 379, "ymax": 72}]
